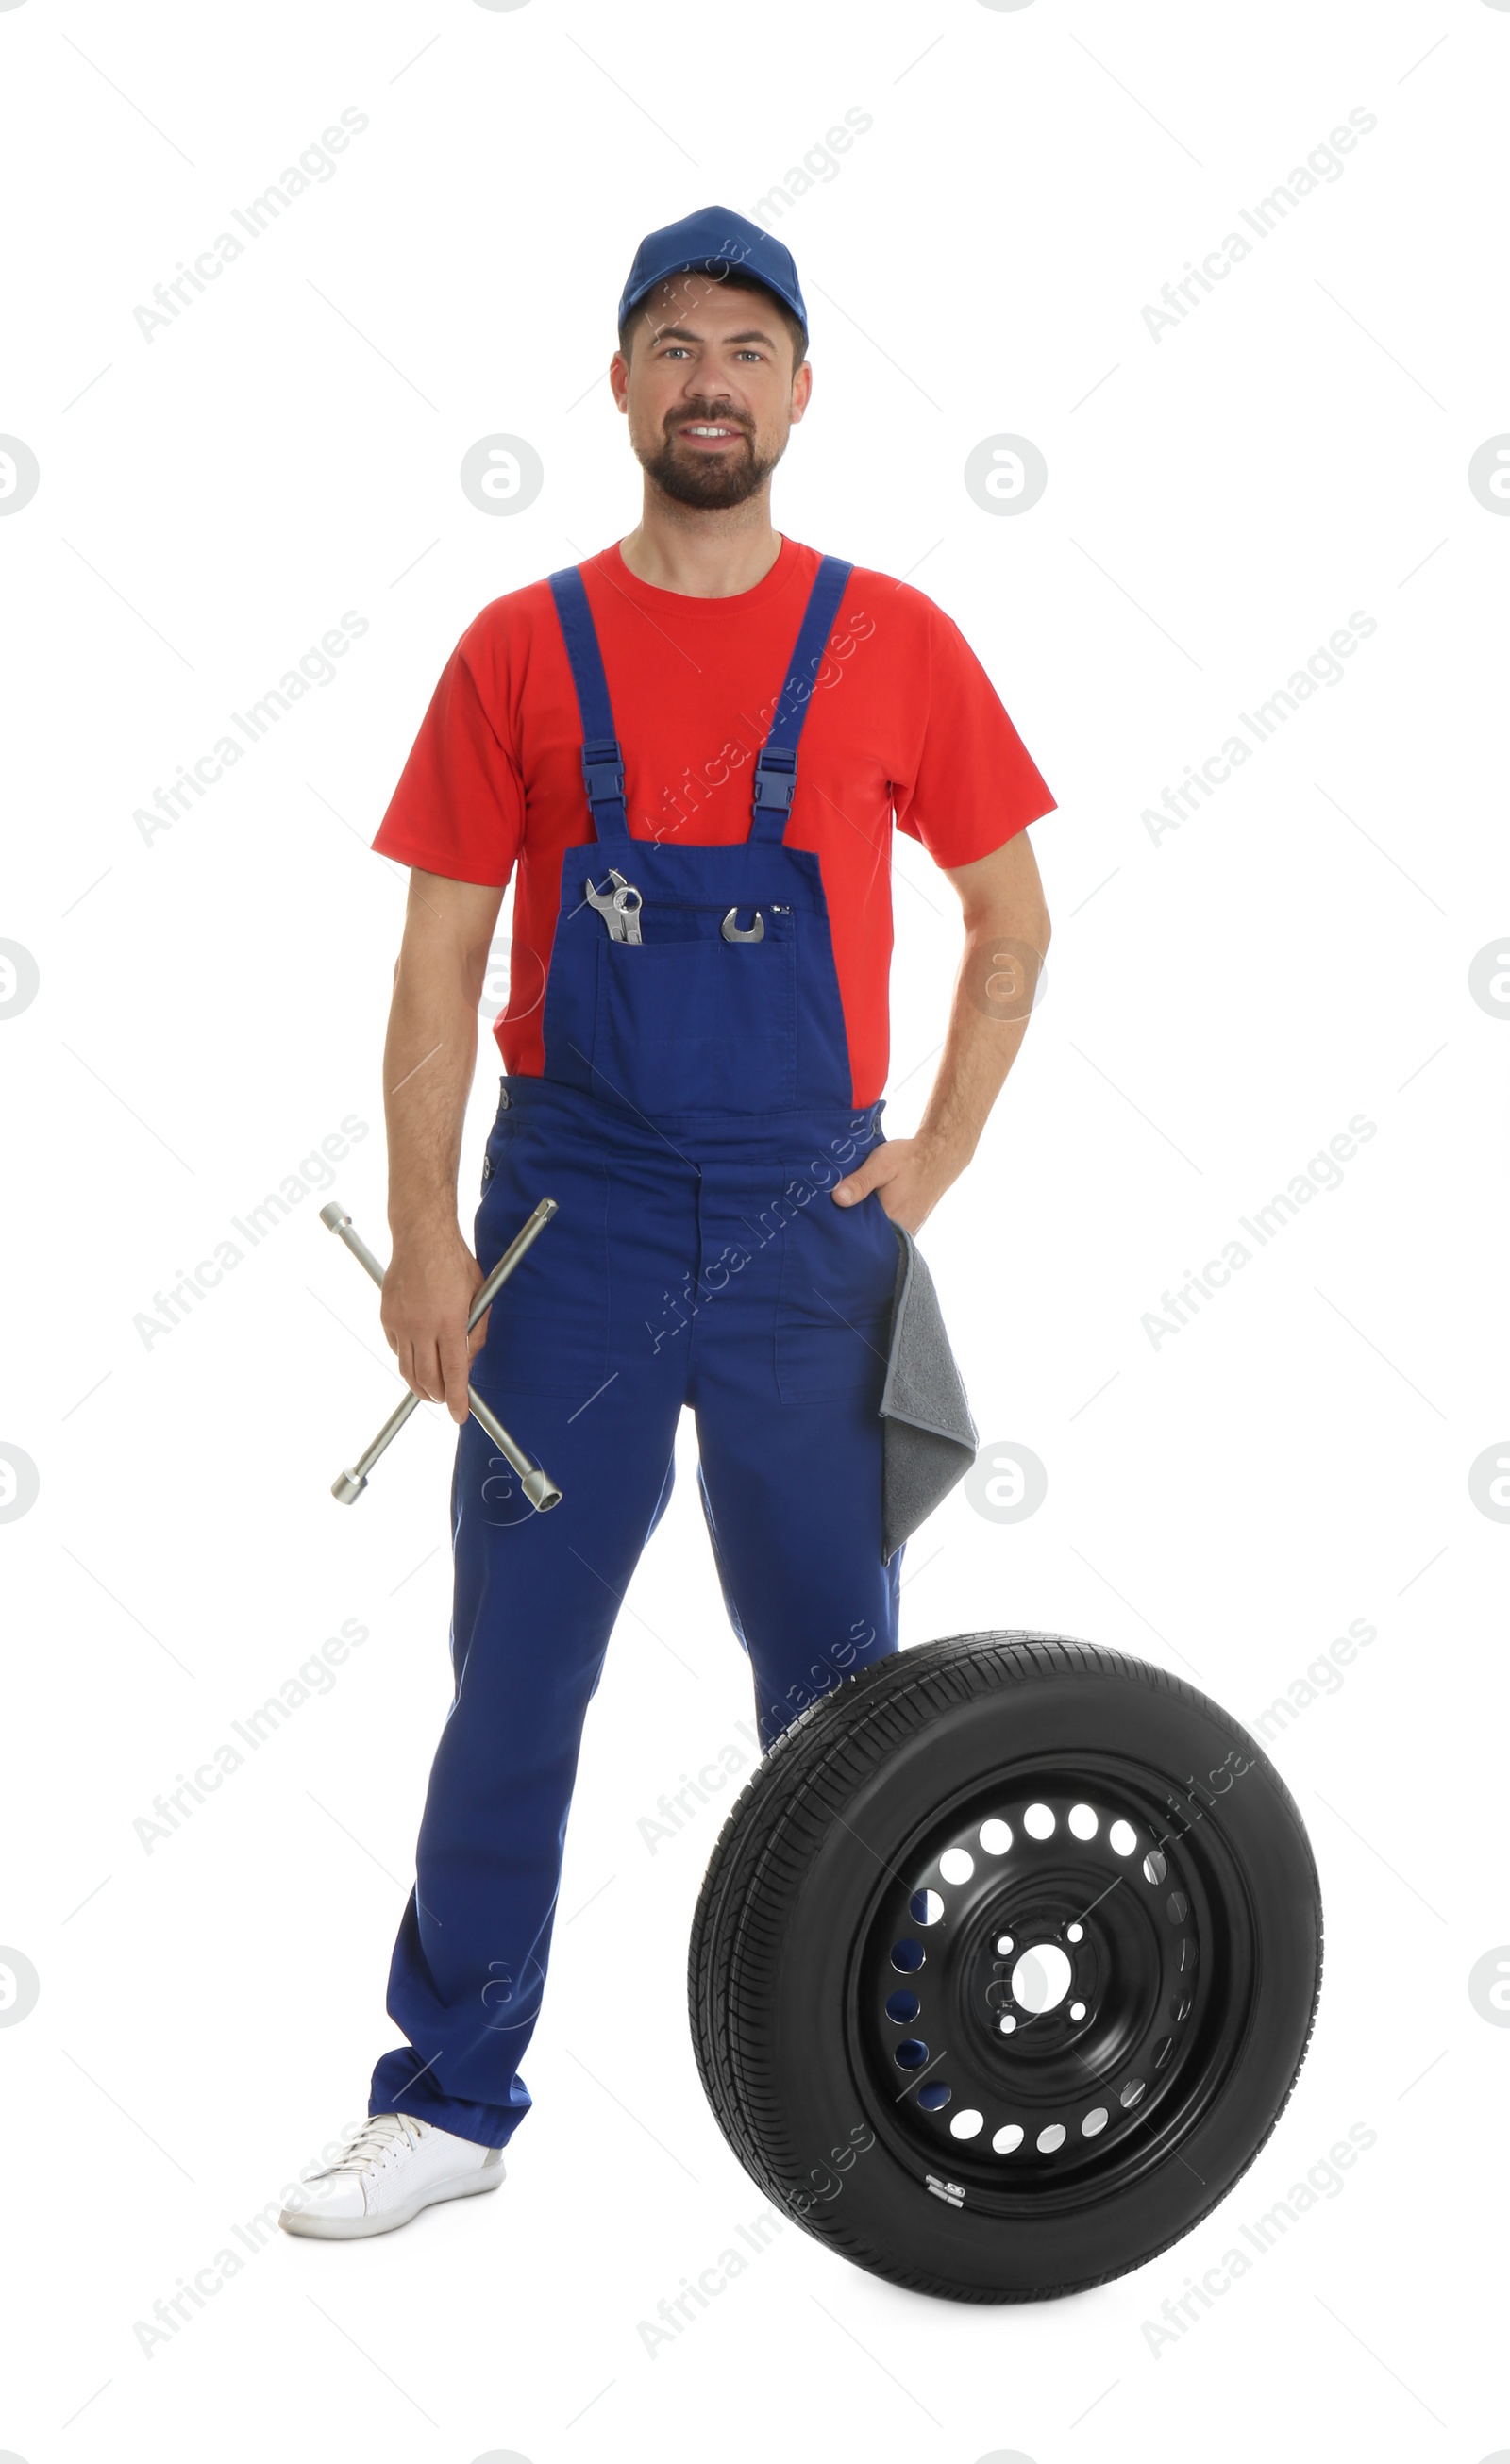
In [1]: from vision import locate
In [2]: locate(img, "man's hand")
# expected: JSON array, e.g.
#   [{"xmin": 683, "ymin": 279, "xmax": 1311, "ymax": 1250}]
[
  {"xmin": 832, "ymin": 1132, "xmax": 966, "ymax": 1236},
  {"xmin": 380, "ymin": 1226, "xmax": 487, "ymax": 1425}
]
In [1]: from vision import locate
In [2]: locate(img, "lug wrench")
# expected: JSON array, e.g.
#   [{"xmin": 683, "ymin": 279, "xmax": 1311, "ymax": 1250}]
[{"xmin": 321, "ymin": 1198, "xmax": 562, "ymax": 1512}]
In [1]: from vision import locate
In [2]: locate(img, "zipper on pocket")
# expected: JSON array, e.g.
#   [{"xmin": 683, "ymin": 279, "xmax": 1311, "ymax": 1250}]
[{"xmin": 630, "ymin": 900, "xmax": 797, "ymax": 938}]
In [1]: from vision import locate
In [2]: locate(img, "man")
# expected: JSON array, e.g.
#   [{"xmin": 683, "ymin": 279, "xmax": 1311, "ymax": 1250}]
[{"xmin": 281, "ymin": 208, "xmax": 1054, "ymax": 2240}]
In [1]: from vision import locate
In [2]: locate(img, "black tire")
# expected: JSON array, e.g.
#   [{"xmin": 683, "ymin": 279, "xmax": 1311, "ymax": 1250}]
[{"xmin": 689, "ymin": 1632, "xmax": 1322, "ymax": 2303}]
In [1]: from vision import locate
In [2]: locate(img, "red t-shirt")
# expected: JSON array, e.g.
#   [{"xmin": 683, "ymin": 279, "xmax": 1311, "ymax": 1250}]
[{"xmin": 371, "ymin": 535, "xmax": 1055, "ymax": 1107}]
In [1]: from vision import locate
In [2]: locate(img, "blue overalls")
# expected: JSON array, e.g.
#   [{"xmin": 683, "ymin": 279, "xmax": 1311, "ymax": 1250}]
[{"xmin": 370, "ymin": 556, "xmax": 905, "ymax": 2148}]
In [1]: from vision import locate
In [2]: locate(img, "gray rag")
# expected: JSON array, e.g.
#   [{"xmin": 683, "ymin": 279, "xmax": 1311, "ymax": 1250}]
[{"xmin": 879, "ymin": 1221, "xmax": 978, "ymax": 1564}]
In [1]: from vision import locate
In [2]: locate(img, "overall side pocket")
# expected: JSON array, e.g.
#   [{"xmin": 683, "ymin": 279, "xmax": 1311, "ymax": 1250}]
[
  {"xmin": 474, "ymin": 1119, "xmax": 610, "ymax": 1400},
  {"xmin": 775, "ymin": 1165, "xmax": 898, "ymax": 1405}
]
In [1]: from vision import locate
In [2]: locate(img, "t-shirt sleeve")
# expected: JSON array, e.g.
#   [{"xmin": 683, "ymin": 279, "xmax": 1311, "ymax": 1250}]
[
  {"xmin": 893, "ymin": 601, "xmax": 1056, "ymax": 868},
  {"xmin": 370, "ymin": 636, "xmax": 525, "ymax": 888}
]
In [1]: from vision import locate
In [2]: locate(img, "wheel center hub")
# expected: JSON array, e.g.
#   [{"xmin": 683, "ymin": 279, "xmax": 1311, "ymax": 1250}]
[
  {"xmin": 1012, "ymin": 1941, "xmax": 1072, "ymax": 2013},
  {"xmin": 978, "ymin": 1897, "xmax": 1098, "ymax": 2043}
]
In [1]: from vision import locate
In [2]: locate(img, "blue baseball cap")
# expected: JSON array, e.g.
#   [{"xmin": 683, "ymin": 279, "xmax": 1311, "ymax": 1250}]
[{"xmin": 617, "ymin": 206, "xmax": 808, "ymax": 343}]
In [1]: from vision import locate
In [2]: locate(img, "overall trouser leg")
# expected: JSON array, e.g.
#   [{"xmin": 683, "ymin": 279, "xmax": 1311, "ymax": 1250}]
[
  {"xmin": 370, "ymin": 1105, "xmax": 694, "ymax": 2147},
  {"xmin": 370, "ymin": 1383, "xmax": 683, "ymax": 2146},
  {"xmin": 689, "ymin": 1146, "xmax": 903, "ymax": 1750}
]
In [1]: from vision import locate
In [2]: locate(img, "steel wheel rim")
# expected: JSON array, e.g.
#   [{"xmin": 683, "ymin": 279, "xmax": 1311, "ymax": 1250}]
[{"xmin": 846, "ymin": 1749, "xmax": 1257, "ymax": 2214}]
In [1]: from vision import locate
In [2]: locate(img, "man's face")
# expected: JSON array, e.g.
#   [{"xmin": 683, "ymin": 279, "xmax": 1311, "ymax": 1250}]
[{"xmin": 611, "ymin": 273, "xmax": 812, "ymax": 510}]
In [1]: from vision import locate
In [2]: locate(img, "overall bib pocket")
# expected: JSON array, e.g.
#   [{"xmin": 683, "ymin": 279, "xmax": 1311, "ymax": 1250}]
[{"xmin": 592, "ymin": 905, "xmax": 797, "ymax": 1115}]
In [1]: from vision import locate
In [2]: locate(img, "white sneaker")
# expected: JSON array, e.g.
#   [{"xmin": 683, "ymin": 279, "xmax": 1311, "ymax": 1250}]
[{"xmin": 279, "ymin": 2112, "xmax": 504, "ymax": 2240}]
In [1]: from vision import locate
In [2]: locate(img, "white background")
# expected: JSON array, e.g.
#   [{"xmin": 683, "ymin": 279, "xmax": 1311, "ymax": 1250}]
[{"xmin": 1, "ymin": 1, "xmax": 1505, "ymax": 2457}]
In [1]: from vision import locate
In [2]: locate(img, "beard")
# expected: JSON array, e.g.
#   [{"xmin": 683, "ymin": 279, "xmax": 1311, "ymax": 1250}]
[{"xmin": 634, "ymin": 403, "xmax": 784, "ymax": 509}]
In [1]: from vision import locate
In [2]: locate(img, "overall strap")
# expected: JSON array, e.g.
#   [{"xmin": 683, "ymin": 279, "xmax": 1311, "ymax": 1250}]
[
  {"xmin": 546, "ymin": 564, "xmax": 631, "ymax": 845},
  {"xmin": 749, "ymin": 554, "xmax": 854, "ymax": 845}
]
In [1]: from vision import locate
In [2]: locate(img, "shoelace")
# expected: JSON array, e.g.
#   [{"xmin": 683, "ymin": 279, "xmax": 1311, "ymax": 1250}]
[{"xmin": 316, "ymin": 2111, "xmax": 430, "ymax": 2179}]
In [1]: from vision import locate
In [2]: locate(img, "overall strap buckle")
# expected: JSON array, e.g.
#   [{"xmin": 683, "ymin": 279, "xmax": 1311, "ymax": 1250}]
[
  {"xmin": 581, "ymin": 737, "xmax": 626, "ymax": 814},
  {"xmin": 751, "ymin": 746, "xmax": 797, "ymax": 813}
]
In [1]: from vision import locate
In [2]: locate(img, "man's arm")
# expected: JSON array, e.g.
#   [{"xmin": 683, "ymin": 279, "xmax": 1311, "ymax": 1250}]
[
  {"xmin": 832, "ymin": 826, "xmax": 1050, "ymax": 1234},
  {"xmin": 378, "ymin": 867, "xmax": 505, "ymax": 1421}
]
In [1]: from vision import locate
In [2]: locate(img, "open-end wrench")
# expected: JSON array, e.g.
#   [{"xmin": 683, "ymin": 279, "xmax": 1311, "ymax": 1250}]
[
  {"xmin": 321, "ymin": 1199, "xmax": 562, "ymax": 1511},
  {"xmin": 584, "ymin": 867, "xmax": 643, "ymax": 943}
]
